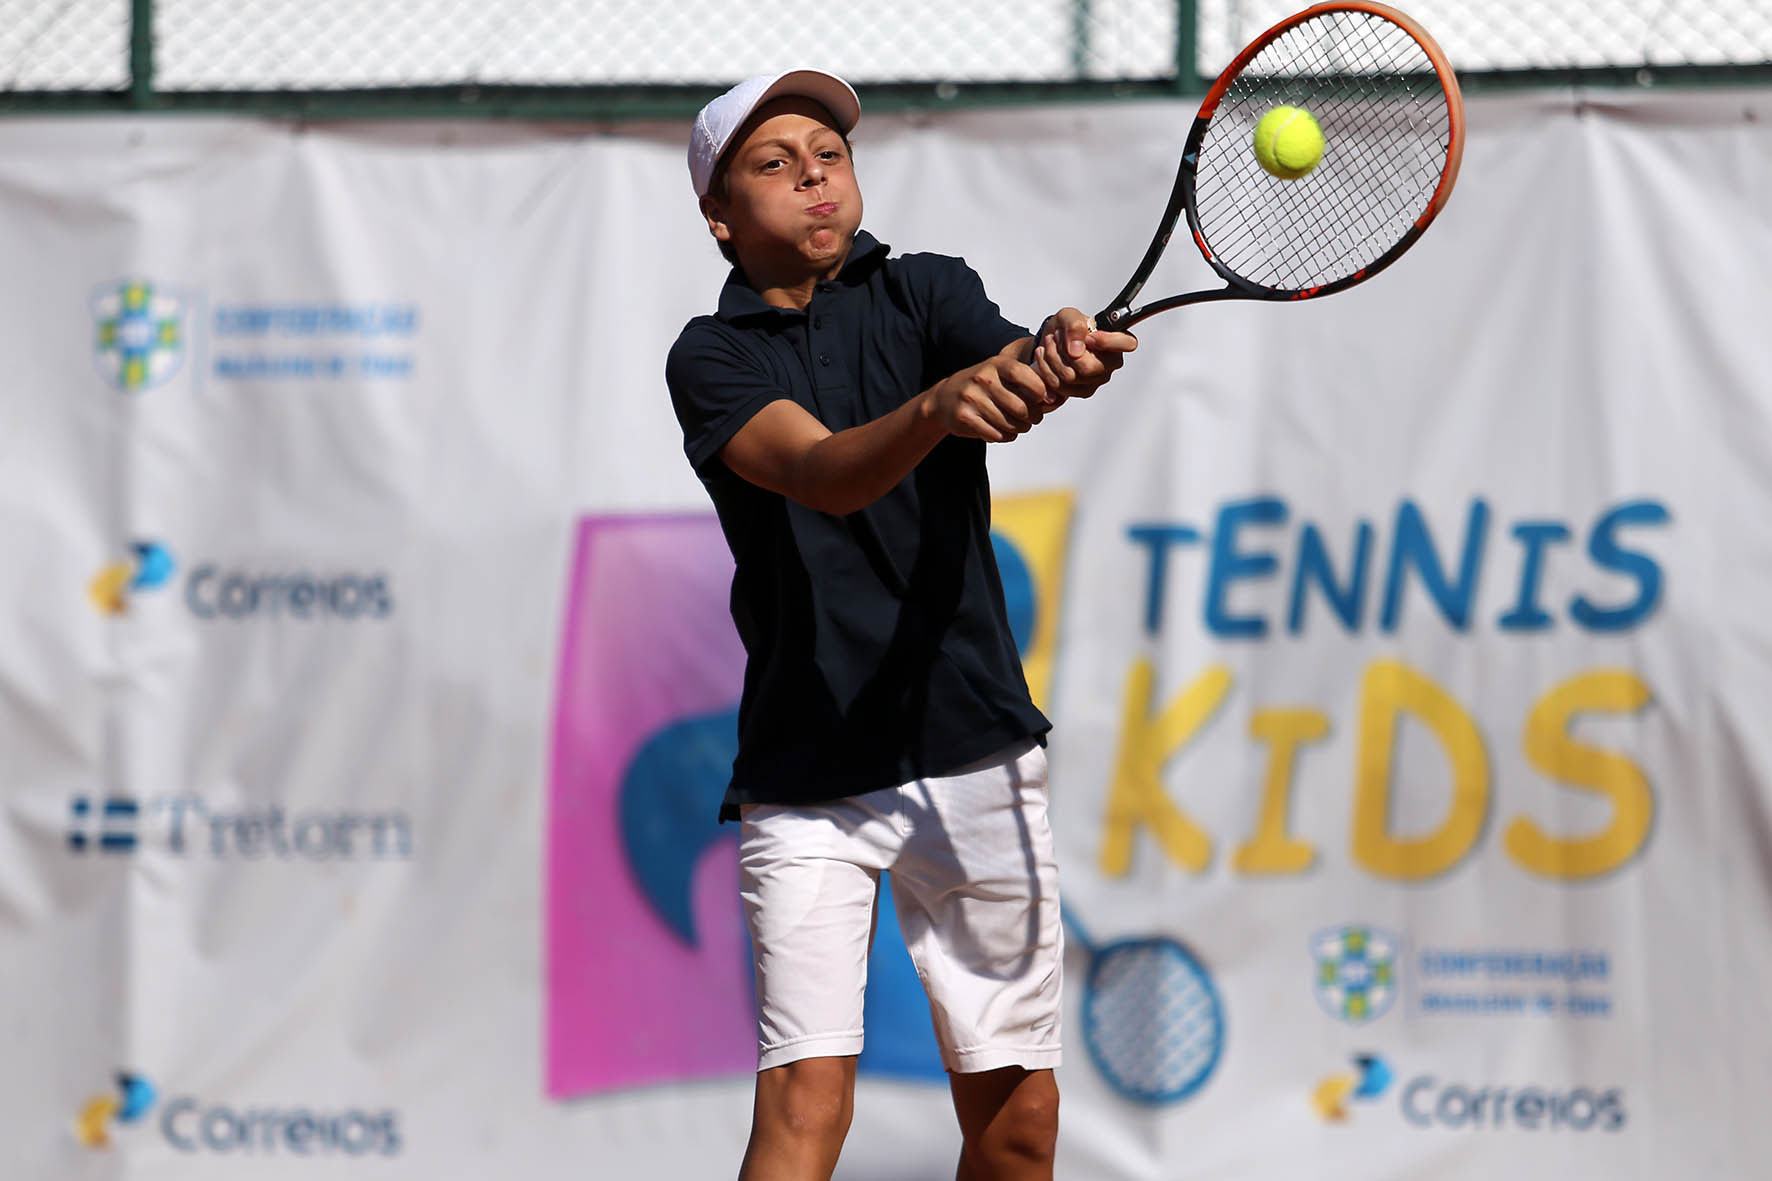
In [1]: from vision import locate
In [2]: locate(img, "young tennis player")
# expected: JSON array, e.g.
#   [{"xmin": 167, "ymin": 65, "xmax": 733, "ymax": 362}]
[{"xmin": 666, "ymin": 68, "xmax": 1136, "ymax": 1181}]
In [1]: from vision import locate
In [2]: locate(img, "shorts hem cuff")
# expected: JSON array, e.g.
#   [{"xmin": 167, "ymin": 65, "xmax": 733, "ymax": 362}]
[
  {"xmin": 945, "ymin": 1045, "xmax": 1064, "ymax": 1074},
  {"xmin": 757, "ymin": 1031, "xmax": 866, "ymax": 1071}
]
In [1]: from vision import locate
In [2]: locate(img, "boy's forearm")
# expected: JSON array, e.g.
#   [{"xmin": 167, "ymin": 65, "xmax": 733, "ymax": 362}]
[{"xmin": 788, "ymin": 391, "xmax": 951, "ymax": 517}]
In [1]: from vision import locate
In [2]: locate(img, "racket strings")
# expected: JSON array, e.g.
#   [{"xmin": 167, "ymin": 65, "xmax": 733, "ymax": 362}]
[
  {"xmin": 1193, "ymin": 10, "xmax": 1453, "ymax": 293},
  {"xmin": 1084, "ymin": 941, "xmax": 1219, "ymax": 1100}
]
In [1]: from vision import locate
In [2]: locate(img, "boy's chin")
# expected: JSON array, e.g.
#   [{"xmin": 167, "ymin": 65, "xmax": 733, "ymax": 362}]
[
  {"xmin": 802, "ymin": 225, "xmax": 854, "ymax": 263},
  {"xmin": 805, "ymin": 228, "xmax": 843, "ymax": 254}
]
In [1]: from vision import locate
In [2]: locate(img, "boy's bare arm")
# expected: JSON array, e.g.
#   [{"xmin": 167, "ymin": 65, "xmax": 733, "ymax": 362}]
[{"xmin": 718, "ymin": 353, "xmax": 1048, "ymax": 517}]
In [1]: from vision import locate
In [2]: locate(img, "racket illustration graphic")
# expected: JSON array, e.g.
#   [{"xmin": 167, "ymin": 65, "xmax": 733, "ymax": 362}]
[
  {"xmin": 1063, "ymin": 909, "xmax": 1225, "ymax": 1104},
  {"xmin": 1097, "ymin": 1, "xmax": 1465, "ymax": 330}
]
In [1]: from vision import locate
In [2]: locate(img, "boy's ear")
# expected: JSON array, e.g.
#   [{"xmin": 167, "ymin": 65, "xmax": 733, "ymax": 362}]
[{"xmin": 700, "ymin": 194, "xmax": 731, "ymax": 245}]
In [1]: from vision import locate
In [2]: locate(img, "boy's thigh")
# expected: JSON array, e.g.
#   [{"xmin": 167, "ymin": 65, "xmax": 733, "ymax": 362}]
[
  {"xmin": 738, "ymin": 798, "xmax": 895, "ymax": 1070},
  {"xmin": 892, "ymin": 740, "xmax": 1066, "ymax": 1074}
]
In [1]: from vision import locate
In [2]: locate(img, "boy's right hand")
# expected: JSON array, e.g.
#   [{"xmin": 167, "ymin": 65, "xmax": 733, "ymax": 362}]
[{"xmin": 922, "ymin": 355, "xmax": 1048, "ymax": 443}]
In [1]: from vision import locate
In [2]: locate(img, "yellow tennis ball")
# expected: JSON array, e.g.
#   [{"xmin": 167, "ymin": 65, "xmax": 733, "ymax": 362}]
[{"xmin": 1253, "ymin": 106, "xmax": 1325, "ymax": 179}]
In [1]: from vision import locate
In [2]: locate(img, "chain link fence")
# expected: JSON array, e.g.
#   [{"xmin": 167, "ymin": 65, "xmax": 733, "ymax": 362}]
[{"xmin": 2, "ymin": 0, "xmax": 1769, "ymax": 114}]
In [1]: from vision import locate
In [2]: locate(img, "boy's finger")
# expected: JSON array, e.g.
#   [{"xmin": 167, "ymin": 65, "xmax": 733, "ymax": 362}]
[
  {"xmin": 1042, "ymin": 332, "xmax": 1080, "ymax": 386},
  {"xmin": 1085, "ymin": 329, "xmax": 1139, "ymax": 354},
  {"xmin": 1004, "ymin": 359, "xmax": 1048, "ymax": 401},
  {"xmin": 1055, "ymin": 309, "xmax": 1093, "ymax": 358}
]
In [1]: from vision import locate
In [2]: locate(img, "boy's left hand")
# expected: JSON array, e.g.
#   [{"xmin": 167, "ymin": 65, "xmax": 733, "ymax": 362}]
[{"xmin": 1030, "ymin": 307, "xmax": 1138, "ymax": 405}]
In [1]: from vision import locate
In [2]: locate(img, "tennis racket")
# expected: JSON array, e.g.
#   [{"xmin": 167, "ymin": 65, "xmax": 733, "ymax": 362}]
[
  {"xmin": 1097, "ymin": 1, "xmax": 1465, "ymax": 330},
  {"xmin": 1063, "ymin": 908, "xmax": 1225, "ymax": 1105}
]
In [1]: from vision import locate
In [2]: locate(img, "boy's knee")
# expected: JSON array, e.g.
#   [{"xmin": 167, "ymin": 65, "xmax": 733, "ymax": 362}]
[
  {"xmin": 996, "ymin": 1081, "xmax": 1059, "ymax": 1160},
  {"xmin": 756, "ymin": 1057, "xmax": 856, "ymax": 1142},
  {"xmin": 962, "ymin": 1071, "xmax": 1058, "ymax": 1165}
]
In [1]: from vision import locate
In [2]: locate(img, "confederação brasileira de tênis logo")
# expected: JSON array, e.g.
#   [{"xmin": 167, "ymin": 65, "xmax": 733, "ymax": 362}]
[
  {"xmin": 93, "ymin": 280, "xmax": 188, "ymax": 393},
  {"xmin": 1312, "ymin": 924, "xmax": 1399, "ymax": 1024}
]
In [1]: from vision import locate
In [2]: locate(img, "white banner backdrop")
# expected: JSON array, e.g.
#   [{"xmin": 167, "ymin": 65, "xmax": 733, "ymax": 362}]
[{"xmin": 2, "ymin": 85, "xmax": 1770, "ymax": 1179}]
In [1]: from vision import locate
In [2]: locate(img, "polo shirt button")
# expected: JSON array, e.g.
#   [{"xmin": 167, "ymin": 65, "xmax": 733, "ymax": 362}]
[
  {"xmin": 819, "ymin": 353, "xmax": 832, "ymax": 366},
  {"xmin": 813, "ymin": 316, "xmax": 823, "ymax": 329}
]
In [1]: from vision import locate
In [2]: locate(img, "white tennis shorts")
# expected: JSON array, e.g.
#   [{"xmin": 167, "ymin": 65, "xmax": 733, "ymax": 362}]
[{"xmin": 738, "ymin": 738, "xmax": 1064, "ymax": 1074}]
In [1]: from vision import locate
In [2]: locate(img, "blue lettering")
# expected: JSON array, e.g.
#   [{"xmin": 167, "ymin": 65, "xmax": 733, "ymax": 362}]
[
  {"xmin": 1571, "ymin": 499, "xmax": 1670, "ymax": 632},
  {"xmin": 162, "ymin": 1097, "xmax": 200, "ymax": 1151},
  {"xmin": 213, "ymin": 304, "xmax": 419, "ymax": 338},
  {"xmin": 1498, "ymin": 520, "xmax": 1571, "ymax": 631},
  {"xmin": 1380, "ymin": 499, "xmax": 1490, "ymax": 632},
  {"xmin": 1127, "ymin": 523, "xmax": 1202, "ymax": 635},
  {"xmin": 1401, "ymin": 1077, "xmax": 1436, "ymax": 1127},
  {"xmin": 185, "ymin": 566, "xmax": 217, "ymax": 618},
  {"xmin": 1287, "ymin": 520, "xmax": 1373, "ymax": 634},
  {"xmin": 1205, "ymin": 497, "xmax": 1286, "ymax": 638}
]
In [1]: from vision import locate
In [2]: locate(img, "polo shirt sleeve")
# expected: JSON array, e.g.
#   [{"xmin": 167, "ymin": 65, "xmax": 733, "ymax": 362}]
[
  {"xmin": 665, "ymin": 319, "xmax": 788, "ymax": 473},
  {"xmin": 909, "ymin": 253, "xmax": 1031, "ymax": 376}
]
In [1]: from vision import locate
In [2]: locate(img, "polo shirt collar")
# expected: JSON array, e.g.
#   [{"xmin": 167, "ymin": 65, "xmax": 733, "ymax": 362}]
[{"xmin": 715, "ymin": 230, "xmax": 890, "ymax": 323}]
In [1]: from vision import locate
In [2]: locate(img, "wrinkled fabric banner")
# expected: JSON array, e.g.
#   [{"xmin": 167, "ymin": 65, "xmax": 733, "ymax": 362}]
[{"xmin": 2, "ymin": 86, "xmax": 1769, "ymax": 1180}]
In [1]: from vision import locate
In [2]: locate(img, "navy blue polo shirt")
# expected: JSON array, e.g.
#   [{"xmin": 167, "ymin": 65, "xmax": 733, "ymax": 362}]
[{"xmin": 665, "ymin": 229, "xmax": 1051, "ymax": 820}]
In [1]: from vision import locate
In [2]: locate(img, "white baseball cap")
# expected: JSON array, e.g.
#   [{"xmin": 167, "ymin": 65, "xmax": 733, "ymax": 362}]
[{"xmin": 688, "ymin": 69, "xmax": 862, "ymax": 198}]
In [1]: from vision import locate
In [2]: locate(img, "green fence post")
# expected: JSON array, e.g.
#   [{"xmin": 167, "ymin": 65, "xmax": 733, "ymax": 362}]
[
  {"xmin": 130, "ymin": 0, "xmax": 154, "ymax": 109},
  {"xmin": 1176, "ymin": 0, "xmax": 1199, "ymax": 94},
  {"xmin": 1073, "ymin": 0, "xmax": 1093, "ymax": 80}
]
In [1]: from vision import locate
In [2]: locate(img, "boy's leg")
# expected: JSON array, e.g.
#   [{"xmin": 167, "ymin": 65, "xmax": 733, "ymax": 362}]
[
  {"xmin": 738, "ymin": 797, "xmax": 899, "ymax": 1179},
  {"xmin": 740, "ymin": 1055, "xmax": 859, "ymax": 1181},
  {"xmin": 949, "ymin": 1066, "xmax": 1059, "ymax": 1180},
  {"xmin": 889, "ymin": 740, "xmax": 1066, "ymax": 1181}
]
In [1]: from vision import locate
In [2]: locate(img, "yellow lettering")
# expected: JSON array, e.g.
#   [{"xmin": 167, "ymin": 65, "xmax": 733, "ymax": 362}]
[
  {"xmin": 1505, "ymin": 670, "xmax": 1654, "ymax": 879},
  {"xmin": 1234, "ymin": 708, "xmax": 1329, "ymax": 874},
  {"xmin": 1352, "ymin": 659, "xmax": 1489, "ymax": 879},
  {"xmin": 1099, "ymin": 661, "xmax": 1229, "ymax": 876}
]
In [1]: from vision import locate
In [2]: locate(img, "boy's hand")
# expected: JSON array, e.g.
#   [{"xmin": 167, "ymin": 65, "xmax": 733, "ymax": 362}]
[
  {"xmin": 1030, "ymin": 307, "xmax": 1138, "ymax": 404},
  {"xmin": 924, "ymin": 354, "xmax": 1049, "ymax": 442}
]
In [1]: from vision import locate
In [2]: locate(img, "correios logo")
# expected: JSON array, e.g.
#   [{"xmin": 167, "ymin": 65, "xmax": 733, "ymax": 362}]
[
  {"xmin": 1314, "ymin": 1054, "xmax": 1627, "ymax": 1132},
  {"xmin": 93, "ymin": 280, "xmax": 187, "ymax": 392},
  {"xmin": 77, "ymin": 1071, "xmax": 401, "ymax": 1156},
  {"xmin": 184, "ymin": 565, "xmax": 393, "ymax": 620},
  {"xmin": 1313, "ymin": 1053, "xmax": 1392, "ymax": 1122},
  {"xmin": 74, "ymin": 1072, "xmax": 156, "ymax": 1148},
  {"xmin": 88, "ymin": 547, "xmax": 394, "ymax": 621},
  {"xmin": 1400, "ymin": 1076, "xmax": 1626, "ymax": 1132},
  {"xmin": 89, "ymin": 541, "xmax": 177, "ymax": 615}
]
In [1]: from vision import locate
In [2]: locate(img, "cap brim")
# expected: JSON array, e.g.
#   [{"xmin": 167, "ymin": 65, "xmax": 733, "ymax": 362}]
[{"xmin": 748, "ymin": 69, "xmax": 862, "ymax": 136}]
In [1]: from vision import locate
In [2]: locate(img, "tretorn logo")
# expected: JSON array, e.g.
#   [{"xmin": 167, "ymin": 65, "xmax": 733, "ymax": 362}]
[
  {"xmin": 1313, "ymin": 1053, "xmax": 1393, "ymax": 1122},
  {"xmin": 67, "ymin": 796, "xmax": 143, "ymax": 853},
  {"xmin": 75, "ymin": 1072, "xmax": 156, "ymax": 1148},
  {"xmin": 1312, "ymin": 924, "xmax": 1399, "ymax": 1024},
  {"xmin": 65, "ymin": 794, "xmax": 414, "ymax": 861},
  {"xmin": 93, "ymin": 280, "xmax": 187, "ymax": 392},
  {"xmin": 88, "ymin": 541, "xmax": 177, "ymax": 616}
]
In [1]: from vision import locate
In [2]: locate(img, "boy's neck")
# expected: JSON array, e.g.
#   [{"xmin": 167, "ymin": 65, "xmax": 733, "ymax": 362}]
[{"xmin": 740, "ymin": 246, "xmax": 852, "ymax": 312}]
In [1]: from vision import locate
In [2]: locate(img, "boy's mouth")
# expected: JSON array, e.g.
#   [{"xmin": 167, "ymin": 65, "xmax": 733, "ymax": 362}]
[{"xmin": 806, "ymin": 201, "xmax": 839, "ymax": 216}]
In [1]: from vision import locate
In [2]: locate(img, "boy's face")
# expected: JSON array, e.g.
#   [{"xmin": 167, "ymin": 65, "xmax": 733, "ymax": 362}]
[{"xmin": 701, "ymin": 96, "xmax": 863, "ymax": 281}]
